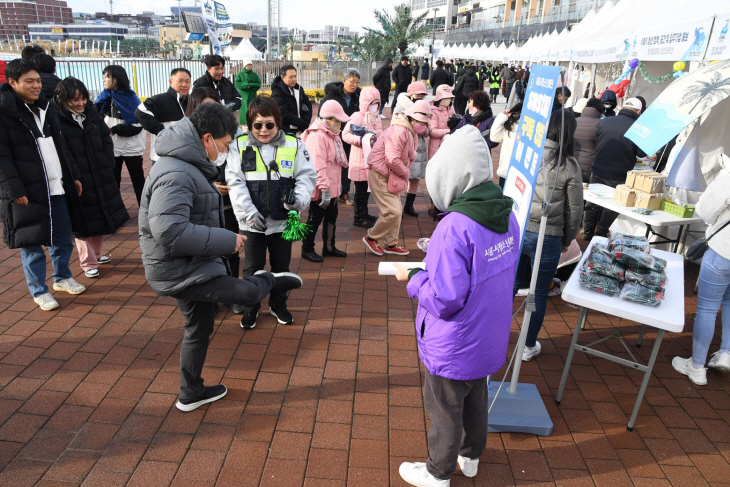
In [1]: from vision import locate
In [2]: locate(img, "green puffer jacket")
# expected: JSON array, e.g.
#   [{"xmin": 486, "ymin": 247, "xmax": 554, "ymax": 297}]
[{"xmin": 234, "ymin": 67, "xmax": 262, "ymax": 125}]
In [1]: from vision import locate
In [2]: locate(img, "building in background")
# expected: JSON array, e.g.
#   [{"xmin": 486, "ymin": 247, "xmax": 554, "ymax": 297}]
[
  {"xmin": 28, "ymin": 21, "xmax": 128, "ymax": 42},
  {"xmin": 0, "ymin": 0, "xmax": 73, "ymax": 39},
  {"xmin": 306, "ymin": 25, "xmax": 356, "ymax": 43}
]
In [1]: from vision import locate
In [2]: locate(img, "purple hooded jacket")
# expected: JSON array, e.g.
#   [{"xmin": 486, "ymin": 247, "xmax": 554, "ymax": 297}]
[{"xmin": 406, "ymin": 211, "xmax": 520, "ymax": 380}]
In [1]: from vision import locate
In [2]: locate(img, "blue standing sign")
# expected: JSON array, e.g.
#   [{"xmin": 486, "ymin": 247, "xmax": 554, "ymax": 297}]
[{"xmin": 502, "ymin": 65, "xmax": 563, "ymax": 246}]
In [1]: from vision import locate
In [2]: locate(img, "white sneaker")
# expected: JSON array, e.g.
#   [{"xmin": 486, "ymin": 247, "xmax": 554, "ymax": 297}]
[
  {"xmin": 457, "ymin": 456, "xmax": 478, "ymax": 478},
  {"xmin": 379, "ymin": 114, "xmax": 387, "ymax": 119},
  {"xmin": 672, "ymin": 357, "xmax": 707, "ymax": 386},
  {"xmin": 399, "ymin": 462, "xmax": 450, "ymax": 487},
  {"xmin": 84, "ymin": 269, "xmax": 100, "ymax": 278},
  {"xmin": 708, "ymin": 351, "xmax": 730, "ymax": 373},
  {"xmin": 33, "ymin": 293, "xmax": 59, "ymax": 311},
  {"xmin": 52, "ymin": 278, "xmax": 86, "ymax": 295},
  {"xmin": 522, "ymin": 341, "xmax": 541, "ymax": 362},
  {"xmin": 97, "ymin": 255, "xmax": 111, "ymax": 265}
]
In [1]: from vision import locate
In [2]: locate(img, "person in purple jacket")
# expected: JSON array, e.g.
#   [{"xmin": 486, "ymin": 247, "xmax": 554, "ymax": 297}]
[{"xmin": 393, "ymin": 125, "xmax": 520, "ymax": 487}]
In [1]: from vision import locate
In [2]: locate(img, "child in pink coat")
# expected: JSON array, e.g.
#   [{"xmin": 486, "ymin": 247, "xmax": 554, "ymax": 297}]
[
  {"xmin": 429, "ymin": 85, "xmax": 456, "ymax": 159},
  {"xmin": 300, "ymin": 100, "xmax": 351, "ymax": 262},
  {"xmin": 342, "ymin": 86, "xmax": 383, "ymax": 229}
]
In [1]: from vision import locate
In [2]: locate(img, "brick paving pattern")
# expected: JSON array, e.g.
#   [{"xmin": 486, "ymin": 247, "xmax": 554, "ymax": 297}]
[{"xmin": 0, "ymin": 105, "xmax": 727, "ymax": 486}]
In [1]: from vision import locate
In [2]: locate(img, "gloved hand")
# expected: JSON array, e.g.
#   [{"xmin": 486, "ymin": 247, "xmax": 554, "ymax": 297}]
[
  {"xmin": 350, "ymin": 124, "xmax": 368, "ymax": 137},
  {"xmin": 447, "ymin": 115, "xmax": 462, "ymax": 130},
  {"xmin": 284, "ymin": 198, "xmax": 302, "ymax": 211},
  {"xmin": 248, "ymin": 212, "xmax": 267, "ymax": 232},
  {"xmin": 109, "ymin": 125, "xmax": 120, "ymax": 135},
  {"xmin": 319, "ymin": 189, "xmax": 331, "ymax": 208}
]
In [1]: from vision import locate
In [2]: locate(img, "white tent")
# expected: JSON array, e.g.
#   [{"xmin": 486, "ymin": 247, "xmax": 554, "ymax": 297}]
[{"xmin": 229, "ymin": 38, "xmax": 263, "ymax": 61}]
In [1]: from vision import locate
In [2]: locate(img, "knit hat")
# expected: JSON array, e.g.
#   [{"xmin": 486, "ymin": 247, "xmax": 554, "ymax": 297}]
[
  {"xmin": 242, "ymin": 58, "xmax": 253, "ymax": 69},
  {"xmin": 407, "ymin": 82, "xmax": 428, "ymax": 96},
  {"xmin": 404, "ymin": 100, "xmax": 432, "ymax": 123},
  {"xmin": 426, "ymin": 125, "xmax": 493, "ymax": 212},
  {"xmin": 434, "ymin": 85, "xmax": 455, "ymax": 102},
  {"xmin": 319, "ymin": 100, "xmax": 350, "ymax": 122}
]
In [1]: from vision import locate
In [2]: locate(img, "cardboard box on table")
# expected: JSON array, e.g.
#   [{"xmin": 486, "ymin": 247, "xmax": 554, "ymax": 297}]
[
  {"xmin": 632, "ymin": 172, "xmax": 666, "ymax": 194},
  {"xmin": 634, "ymin": 190, "xmax": 663, "ymax": 210},
  {"xmin": 614, "ymin": 184, "xmax": 636, "ymax": 207}
]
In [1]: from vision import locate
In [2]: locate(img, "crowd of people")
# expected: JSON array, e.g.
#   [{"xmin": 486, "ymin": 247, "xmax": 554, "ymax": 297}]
[{"xmin": 1, "ymin": 45, "xmax": 728, "ymax": 487}]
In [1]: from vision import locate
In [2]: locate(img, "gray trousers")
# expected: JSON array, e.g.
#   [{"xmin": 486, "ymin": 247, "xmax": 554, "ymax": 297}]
[
  {"xmin": 173, "ymin": 273, "xmax": 273, "ymax": 401},
  {"xmin": 424, "ymin": 369, "xmax": 489, "ymax": 480}
]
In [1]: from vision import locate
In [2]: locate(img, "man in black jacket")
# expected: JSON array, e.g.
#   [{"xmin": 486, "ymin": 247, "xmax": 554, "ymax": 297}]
[
  {"xmin": 322, "ymin": 68, "xmax": 361, "ymax": 205},
  {"xmin": 429, "ymin": 60, "xmax": 452, "ymax": 95},
  {"xmin": 453, "ymin": 65, "xmax": 479, "ymax": 115},
  {"xmin": 391, "ymin": 56, "xmax": 412, "ymax": 110},
  {"xmin": 193, "ymin": 55, "xmax": 241, "ymax": 111},
  {"xmin": 0, "ymin": 59, "xmax": 86, "ymax": 311},
  {"xmin": 270, "ymin": 64, "xmax": 312, "ymax": 136},
  {"xmin": 372, "ymin": 57, "xmax": 392, "ymax": 117},
  {"xmin": 30, "ymin": 53, "xmax": 60, "ymax": 101},
  {"xmin": 135, "ymin": 68, "xmax": 191, "ymax": 162},
  {"xmin": 582, "ymin": 98, "xmax": 647, "ymax": 239}
]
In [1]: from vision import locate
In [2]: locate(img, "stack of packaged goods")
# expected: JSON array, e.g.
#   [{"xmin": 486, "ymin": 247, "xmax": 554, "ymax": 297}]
[
  {"xmin": 578, "ymin": 234, "xmax": 667, "ymax": 306},
  {"xmin": 613, "ymin": 171, "xmax": 667, "ymax": 210}
]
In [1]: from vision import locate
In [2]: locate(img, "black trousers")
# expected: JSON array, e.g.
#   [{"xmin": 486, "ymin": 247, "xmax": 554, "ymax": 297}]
[
  {"xmin": 240, "ymin": 231, "xmax": 292, "ymax": 312},
  {"xmin": 114, "ymin": 155, "xmax": 145, "ymax": 205},
  {"xmin": 454, "ymin": 95, "xmax": 468, "ymax": 115},
  {"xmin": 302, "ymin": 199, "xmax": 339, "ymax": 253},
  {"xmin": 353, "ymin": 180, "xmax": 372, "ymax": 220},
  {"xmin": 424, "ymin": 369, "xmax": 490, "ymax": 480},
  {"xmin": 583, "ymin": 174, "xmax": 624, "ymax": 237},
  {"xmin": 222, "ymin": 207, "xmax": 240, "ymax": 279},
  {"xmin": 172, "ymin": 273, "xmax": 273, "ymax": 401},
  {"xmin": 341, "ymin": 144, "xmax": 352, "ymax": 196},
  {"xmin": 392, "ymin": 89, "xmax": 404, "ymax": 109}
]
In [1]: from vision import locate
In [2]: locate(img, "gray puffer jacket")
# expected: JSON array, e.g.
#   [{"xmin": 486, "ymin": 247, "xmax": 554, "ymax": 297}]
[
  {"xmin": 573, "ymin": 107, "xmax": 601, "ymax": 183},
  {"xmin": 409, "ymin": 133, "xmax": 429, "ymax": 180},
  {"xmin": 525, "ymin": 139, "xmax": 584, "ymax": 246},
  {"xmin": 139, "ymin": 118, "xmax": 238, "ymax": 296}
]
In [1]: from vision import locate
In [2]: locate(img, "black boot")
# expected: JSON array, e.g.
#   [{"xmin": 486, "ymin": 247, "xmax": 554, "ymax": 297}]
[
  {"xmin": 403, "ymin": 193, "xmax": 418, "ymax": 217},
  {"xmin": 322, "ymin": 220, "xmax": 347, "ymax": 257}
]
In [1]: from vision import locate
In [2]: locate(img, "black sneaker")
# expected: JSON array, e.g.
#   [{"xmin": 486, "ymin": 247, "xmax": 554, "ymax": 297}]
[
  {"xmin": 240, "ymin": 311, "xmax": 258, "ymax": 329},
  {"xmin": 367, "ymin": 214, "xmax": 378, "ymax": 223},
  {"xmin": 301, "ymin": 250, "xmax": 323, "ymax": 262},
  {"xmin": 323, "ymin": 247, "xmax": 347, "ymax": 257},
  {"xmin": 269, "ymin": 304, "xmax": 294, "ymax": 325},
  {"xmin": 176, "ymin": 384, "xmax": 227, "ymax": 412},
  {"xmin": 254, "ymin": 270, "xmax": 303, "ymax": 294},
  {"xmin": 353, "ymin": 218, "xmax": 375, "ymax": 229}
]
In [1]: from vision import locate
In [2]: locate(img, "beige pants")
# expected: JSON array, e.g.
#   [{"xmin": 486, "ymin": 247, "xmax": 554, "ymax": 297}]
[{"xmin": 367, "ymin": 170, "xmax": 403, "ymax": 247}]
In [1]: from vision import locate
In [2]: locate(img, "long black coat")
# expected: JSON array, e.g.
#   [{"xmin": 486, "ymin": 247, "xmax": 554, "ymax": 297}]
[
  {"xmin": 0, "ymin": 84, "xmax": 83, "ymax": 249},
  {"xmin": 592, "ymin": 109, "xmax": 647, "ymax": 182},
  {"xmin": 270, "ymin": 76, "xmax": 312, "ymax": 135},
  {"xmin": 392, "ymin": 62, "xmax": 412, "ymax": 92},
  {"xmin": 429, "ymin": 67, "xmax": 453, "ymax": 95},
  {"xmin": 57, "ymin": 104, "xmax": 129, "ymax": 238},
  {"xmin": 372, "ymin": 57, "xmax": 393, "ymax": 98},
  {"xmin": 454, "ymin": 67, "xmax": 479, "ymax": 98}
]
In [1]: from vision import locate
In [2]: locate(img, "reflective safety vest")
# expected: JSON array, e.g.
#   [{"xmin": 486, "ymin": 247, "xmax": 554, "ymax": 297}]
[
  {"xmin": 237, "ymin": 133, "xmax": 299, "ymax": 220},
  {"xmin": 490, "ymin": 74, "xmax": 501, "ymax": 89}
]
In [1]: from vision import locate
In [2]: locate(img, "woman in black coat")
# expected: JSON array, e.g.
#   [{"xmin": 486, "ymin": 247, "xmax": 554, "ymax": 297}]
[{"xmin": 56, "ymin": 77, "xmax": 129, "ymax": 278}]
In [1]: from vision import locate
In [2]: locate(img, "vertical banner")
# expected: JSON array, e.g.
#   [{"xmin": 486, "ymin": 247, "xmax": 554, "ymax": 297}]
[
  {"xmin": 214, "ymin": 2, "xmax": 232, "ymax": 55},
  {"xmin": 502, "ymin": 65, "xmax": 562, "ymax": 244},
  {"xmin": 202, "ymin": 1, "xmax": 221, "ymax": 55},
  {"xmin": 706, "ymin": 14, "xmax": 730, "ymax": 61}
]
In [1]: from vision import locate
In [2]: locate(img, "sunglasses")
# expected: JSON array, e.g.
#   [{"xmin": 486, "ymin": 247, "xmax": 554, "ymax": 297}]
[{"xmin": 253, "ymin": 122, "xmax": 276, "ymax": 130}]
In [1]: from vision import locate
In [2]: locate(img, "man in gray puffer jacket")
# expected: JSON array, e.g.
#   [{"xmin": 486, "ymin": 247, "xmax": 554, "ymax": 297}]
[{"xmin": 139, "ymin": 103, "xmax": 302, "ymax": 413}]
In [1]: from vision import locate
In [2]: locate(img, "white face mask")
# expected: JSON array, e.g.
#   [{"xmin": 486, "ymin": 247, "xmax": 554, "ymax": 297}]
[
  {"xmin": 368, "ymin": 104, "xmax": 379, "ymax": 113},
  {"xmin": 439, "ymin": 99, "xmax": 452, "ymax": 107},
  {"xmin": 206, "ymin": 136, "xmax": 228, "ymax": 165}
]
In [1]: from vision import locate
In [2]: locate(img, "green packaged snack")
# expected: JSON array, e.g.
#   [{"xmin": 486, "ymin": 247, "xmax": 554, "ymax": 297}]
[
  {"xmin": 620, "ymin": 282, "xmax": 664, "ymax": 307},
  {"xmin": 608, "ymin": 233, "xmax": 651, "ymax": 254},
  {"xmin": 625, "ymin": 267, "xmax": 667, "ymax": 291},
  {"xmin": 579, "ymin": 266, "xmax": 621, "ymax": 296},
  {"xmin": 612, "ymin": 246, "xmax": 666, "ymax": 273},
  {"xmin": 586, "ymin": 247, "xmax": 625, "ymax": 280}
]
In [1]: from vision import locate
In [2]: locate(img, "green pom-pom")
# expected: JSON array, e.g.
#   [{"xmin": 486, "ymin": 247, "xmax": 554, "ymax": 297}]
[{"xmin": 282, "ymin": 210, "xmax": 312, "ymax": 242}]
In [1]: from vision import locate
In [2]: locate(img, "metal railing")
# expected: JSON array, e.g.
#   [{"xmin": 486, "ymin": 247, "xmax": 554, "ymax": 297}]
[{"xmin": 53, "ymin": 58, "xmax": 382, "ymax": 99}]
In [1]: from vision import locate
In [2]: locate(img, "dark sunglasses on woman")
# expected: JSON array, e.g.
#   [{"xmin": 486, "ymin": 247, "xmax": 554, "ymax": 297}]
[{"xmin": 253, "ymin": 122, "xmax": 276, "ymax": 130}]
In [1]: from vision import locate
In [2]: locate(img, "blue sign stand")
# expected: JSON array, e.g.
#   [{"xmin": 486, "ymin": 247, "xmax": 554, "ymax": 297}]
[{"xmin": 489, "ymin": 65, "xmax": 564, "ymax": 437}]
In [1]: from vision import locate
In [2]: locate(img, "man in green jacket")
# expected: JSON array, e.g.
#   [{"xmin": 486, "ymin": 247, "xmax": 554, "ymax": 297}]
[{"xmin": 234, "ymin": 59, "xmax": 261, "ymax": 125}]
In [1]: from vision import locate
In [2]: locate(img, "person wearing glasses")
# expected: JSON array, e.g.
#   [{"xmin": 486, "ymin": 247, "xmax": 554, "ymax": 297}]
[
  {"xmin": 322, "ymin": 68, "xmax": 361, "ymax": 207},
  {"xmin": 226, "ymin": 96, "xmax": 316, "ymax": 329}
]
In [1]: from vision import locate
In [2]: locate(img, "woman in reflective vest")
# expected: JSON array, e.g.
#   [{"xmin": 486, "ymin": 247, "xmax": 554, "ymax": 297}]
[
  {"xmin": 226, "ymin": 96, "xmax": 316, "ymax": 329},
  {"xmin": 489, "ymin": 68, "xmax": 501, "ymax": 104}
]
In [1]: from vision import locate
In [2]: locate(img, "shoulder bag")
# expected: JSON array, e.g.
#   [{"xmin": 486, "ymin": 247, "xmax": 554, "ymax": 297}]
[{"xmin": 686, "ymin": 219, "xmax": 730, "ymax": 260}]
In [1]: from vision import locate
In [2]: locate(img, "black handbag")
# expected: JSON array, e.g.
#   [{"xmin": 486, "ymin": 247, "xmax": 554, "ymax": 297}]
[{"xmin": 686, "ymin": 219, "xmax": 730, "ymax": 260}]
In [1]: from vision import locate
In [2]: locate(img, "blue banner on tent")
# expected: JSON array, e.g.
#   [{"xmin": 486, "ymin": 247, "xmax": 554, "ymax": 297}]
[{"xmin": 502, "ymin": 64, "xmax": 563, "ymax": 246}]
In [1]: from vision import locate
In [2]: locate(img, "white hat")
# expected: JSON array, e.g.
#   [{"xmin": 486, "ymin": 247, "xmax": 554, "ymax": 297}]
[
  {"xmin": 623, "ymin": 98, "xmax": 643, "ymax": 111},
  {"xmin": 242, "ymin": 58, "xmax": 253, "ymax": 68}
]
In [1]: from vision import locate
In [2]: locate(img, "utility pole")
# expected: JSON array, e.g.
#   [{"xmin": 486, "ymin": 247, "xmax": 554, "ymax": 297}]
[
  {"xmin": 266, "ymin": 0, "xmax": 271, "ymax": 59},
  {"xmin": 431, "ymin": 7, "xmax": 439, "ymax": 67},
  {"xmin": 109, "ymin": 0, "xmax": 113, "ymax": 22},
  {"xmin": 178, "ymin": 0, "xmax": 183, "ymax": 60}
]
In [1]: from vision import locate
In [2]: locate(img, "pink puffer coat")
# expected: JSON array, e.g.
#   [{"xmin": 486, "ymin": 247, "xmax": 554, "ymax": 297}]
[
  {"xmin": 428, "ymin": 104, "xmax": 455, "ymax": 159},
  {"xmin": 302, "ymin": 118, "xmax": 348, "ymax": 201},
  {"xmin": 342, "ymin": 87, "xmax": 383, "ymax": 182},
  {"xmin": 367, "ymin": 118, "xmax": 417, "ymax": 192}
]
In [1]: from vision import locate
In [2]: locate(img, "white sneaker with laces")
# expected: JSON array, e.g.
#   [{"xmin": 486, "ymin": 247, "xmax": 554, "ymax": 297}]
[
  {"xmin": 33, "ymin": 293, "xmax": 59, "ymax": 311},
  {"xmin": 98, "ymin": 255, "xmax": 111, "ymax": 265},
  {"xmin": 457, "ymin": 456, "xmax": 478, "ymax": 478},
  {"xmin": 52, "ymin": 278, "xmax": 86, "ymax": 295},
  {"xmin": 379, "ymin": 114, "xmax": 387, "ymax": 119},
  {"xmin": 522, "ymin": 341, "xmax": 541, "ymax": 362},
  {"xmin": 672, "ymin": 356, "xmax": 707, "ymax": 385},
  {"xmin": 84, "ymin": 269, "xmax": 100, "ymax": 278},
  {"xmin": 399, "ymin": 462, "xmax": 450, "ymax": 487},
  {"xmin": 708, "ymin": 351, "xmax": 730, "ymax": 373}
]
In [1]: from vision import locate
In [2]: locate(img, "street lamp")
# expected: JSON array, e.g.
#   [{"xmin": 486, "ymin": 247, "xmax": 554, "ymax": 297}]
[
  {"xmin": 431, "ymin": 7, "xmax": 439, "ymax": 68},
  {"xmin": 177, "ymin": 0, "xmax": 183, "ymax": 60}
]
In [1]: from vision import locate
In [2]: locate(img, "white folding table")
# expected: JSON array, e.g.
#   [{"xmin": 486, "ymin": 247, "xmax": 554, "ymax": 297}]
[
  {"xmin": 555, "ymin": 237, "xmax": 685, "ymax": 431},
  {"xmin": 584, "ymin": 184, "xmax": 702, "ymax": 253}
]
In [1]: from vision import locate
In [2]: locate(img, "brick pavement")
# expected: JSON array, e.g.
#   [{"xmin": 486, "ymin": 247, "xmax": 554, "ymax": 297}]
[{"xmin": 0, "ymin": 106, "xmax": 729, "ymax": 486}]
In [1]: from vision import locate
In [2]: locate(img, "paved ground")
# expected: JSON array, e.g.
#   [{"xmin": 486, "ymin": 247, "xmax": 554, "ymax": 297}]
[{"xmin": 0, "ymin": 103, "xmax": 727, "ymax": 487}]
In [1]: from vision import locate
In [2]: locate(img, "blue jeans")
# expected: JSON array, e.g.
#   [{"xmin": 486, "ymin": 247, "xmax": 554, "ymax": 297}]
[
  {"xmin": 513, "ymin": 232, "xmax": 563, "ymax": 347},
  {"xmin": 20, "ymin": 195, "xmax": 73, "ymax": 297},
  {"xmin": 692, "ymin": 247, "xmax": 730, "ymax": 368}
]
